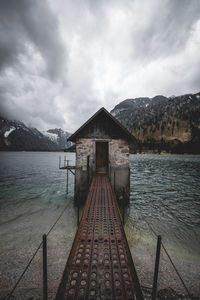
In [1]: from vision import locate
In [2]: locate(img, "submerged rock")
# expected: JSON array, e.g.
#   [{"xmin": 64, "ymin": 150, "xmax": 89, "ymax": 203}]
[
  {"xmin": 158, "ymin": 287, "xmax": 183, "ymax": 299},
  {"xmin": 142, "ymin": 287, "xmax": 200, "ymax": 300},
  {"xmin": 157, "ymin": 287, "xmax": 199, "ymax": 300}
]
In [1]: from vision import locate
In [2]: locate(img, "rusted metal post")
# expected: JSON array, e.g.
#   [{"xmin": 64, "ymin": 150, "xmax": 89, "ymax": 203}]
[
  {"xmin": 43, "ymin": 234, "xmax": 48, "ymax": 300},
  {"xmin": 59, "ymin": 155, "xmax": 61, "ymax": 169},
  {"xmin": 152, "ymin": 235, "xmax": 161, "ymax": 300}
]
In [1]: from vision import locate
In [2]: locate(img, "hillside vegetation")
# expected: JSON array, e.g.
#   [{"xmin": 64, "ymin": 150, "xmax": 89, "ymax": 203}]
[{"xmin": 111, "ymin": 92, "xmax": 200, "ymax": 154}]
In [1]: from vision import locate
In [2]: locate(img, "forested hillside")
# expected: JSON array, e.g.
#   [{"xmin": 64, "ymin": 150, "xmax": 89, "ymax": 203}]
[{"xmin": 111, "ymin": 92, "xmax": 200, "ymax": 154}]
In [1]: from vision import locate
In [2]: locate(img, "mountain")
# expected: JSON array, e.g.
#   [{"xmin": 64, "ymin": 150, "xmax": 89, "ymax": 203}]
[
  {"xmin": 43, "ymin": 128, "xmax": 72, "ymax": 149},
  {"xmin": 0, "ymin": 116, "xmax": 71, "ymax": 151},
  {"xmin": 111, "ymin": 92, "xmax": 200, "ymax": 154}
]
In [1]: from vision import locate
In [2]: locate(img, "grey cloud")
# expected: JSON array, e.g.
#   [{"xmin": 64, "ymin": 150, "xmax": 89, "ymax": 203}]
[
  {"xmin": 0, "ymin": 0, "xmax": 66, "ymax": 80},
  {"xmin": 0, "ymin": 89, "xmax": 66, "ymax": 129},
  {"xmin": 131, "ymin": 0, "xmax": 200, "ymax": 61},
  {"xmin": 0, "ymin": 0, "xmax": 200, "ymax": 132}
]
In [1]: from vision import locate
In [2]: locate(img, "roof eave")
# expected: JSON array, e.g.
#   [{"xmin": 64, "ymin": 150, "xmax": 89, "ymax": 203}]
[{"xmin": 67, "ymin": 107, "xmax": 135, "ymax": 143}]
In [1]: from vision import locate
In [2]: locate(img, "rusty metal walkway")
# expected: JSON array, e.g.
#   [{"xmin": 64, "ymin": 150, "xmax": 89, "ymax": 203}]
[{"xmin": 56, "ymin": 174, "xmax": 143, "ymax": 300}]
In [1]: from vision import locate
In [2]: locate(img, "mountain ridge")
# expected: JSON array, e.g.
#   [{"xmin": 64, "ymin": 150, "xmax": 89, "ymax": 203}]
[
  {"xmin": 1, "ymin": 91, "xmax": 199, "ymax": 153},
  {"xmin": 0, "ymin": 116, "xmax": 71, "ymax": 151},
  {"xmin": 111, "ymin": 92, "xmax": 200, "ymax": 153}
]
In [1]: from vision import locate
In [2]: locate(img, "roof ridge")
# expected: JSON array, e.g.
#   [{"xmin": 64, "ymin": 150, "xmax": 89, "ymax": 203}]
[{"xmin": 68, "ymin": 107, "xmax": 134, "ymax": 142}]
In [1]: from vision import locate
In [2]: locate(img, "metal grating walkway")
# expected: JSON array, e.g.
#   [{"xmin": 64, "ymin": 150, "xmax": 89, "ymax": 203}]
[{"xmin": 56, "ymin": 174, "xmax": 143, "ymax": 300}]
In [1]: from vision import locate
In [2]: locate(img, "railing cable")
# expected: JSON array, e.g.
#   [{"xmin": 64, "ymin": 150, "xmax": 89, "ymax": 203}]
[
  {"xmin": 7, "ymin": 201, "xmax": 70, "ymax": 300},
  {"xmin": 145, "ymin": 220, "xmax": 192, "ymax": 299}
]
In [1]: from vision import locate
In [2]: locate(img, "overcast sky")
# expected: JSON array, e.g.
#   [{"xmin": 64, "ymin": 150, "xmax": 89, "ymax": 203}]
[{"xmin": 0, "ymin": 0, "xmax": 200, "ymax": 132}]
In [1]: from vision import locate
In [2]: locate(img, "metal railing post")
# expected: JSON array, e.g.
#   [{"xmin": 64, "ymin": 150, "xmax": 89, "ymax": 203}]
[
  {"xmin": 43, "ymin": 234, "xmax": 48, "ymax": 300},
  {"xmin": 152, "ymin": 235, "xmax": 161, "ymax": 300}
]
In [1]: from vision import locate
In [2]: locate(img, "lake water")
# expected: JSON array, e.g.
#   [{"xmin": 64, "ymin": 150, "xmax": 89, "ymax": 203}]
[{"xmin": 0, "ymin": 152, "xmax": 199, "ymax": 298}]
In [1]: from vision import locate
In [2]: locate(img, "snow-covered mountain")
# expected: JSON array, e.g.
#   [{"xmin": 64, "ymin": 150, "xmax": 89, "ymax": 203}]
[
  {"xmin": 0, "ymin": 116, "xmax": 72, "ymax": 151},
  {"xmin": 43, "ymin": 128, "xmax": 72, "ymax": 149}
]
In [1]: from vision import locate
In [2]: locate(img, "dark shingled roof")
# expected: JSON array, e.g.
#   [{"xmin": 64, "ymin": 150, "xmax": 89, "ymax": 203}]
[{"xmin": 67, "ymin": 107, "xmax": 135, "ymax": 143}]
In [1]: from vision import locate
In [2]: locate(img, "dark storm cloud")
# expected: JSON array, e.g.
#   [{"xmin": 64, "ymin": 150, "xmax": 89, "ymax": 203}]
[
  {"xmin": 0, "ymin": 0, "xmax": 199, "ymax": 131},
  {"xmin": 0, "ymin": 0, "xmax": 67, "ymax": 129},
  {"xmin": 0, "ymin": 0, "xmax": 66, "ymax": 79},
  {"xmin": 131, "ymin": 0, "xmax": 200, "ymax": 61}
]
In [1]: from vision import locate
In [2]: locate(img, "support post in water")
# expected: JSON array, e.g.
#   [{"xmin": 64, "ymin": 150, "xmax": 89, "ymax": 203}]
[
  {"xmin": 64, "ymin": 155, "xmax": 66, "ymax": 168},
  {"xmin": 122, "ymin": 204, "xmax": 125, "ymax": 225},
  {"xmin": 122, "ymin": 188, "xmax": 125, "ymax": 225},
  {"xmin": 87, "ymin": 155, "xmax": 90, "ymax": 189},
  {"xmin": 59, "ymin": 155, "xmax": 61, "ymax": 169},
  {"xmin": 43, "ymin": 234, "xmax": 48, "ymax": 300},
  {"xmin": 66, "ymin": 160, "xmax": 69, "ymax": 194},
  {"xmin": 113, "ymin": 171, "xmax": 115, "ymax": 193},
  {"xmin": 152, "ymin": 235, "xmax": 161, "ymax": 300},
  {"xmin": 77, "ymin": 205, "xmax": 79, "ymax": 227}
]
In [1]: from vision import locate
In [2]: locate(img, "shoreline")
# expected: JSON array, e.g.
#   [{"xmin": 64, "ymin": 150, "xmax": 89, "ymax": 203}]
[
  {"xmin": 130, "ymin": 151, "xmax": 200, "ymax": 156},
  {"xmin": 0, "ymin": 150, "xmax": 200, "ymax": 155}
]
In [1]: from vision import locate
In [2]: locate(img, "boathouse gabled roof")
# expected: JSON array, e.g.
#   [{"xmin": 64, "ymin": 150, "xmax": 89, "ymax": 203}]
[{"xmin": 67, "ymin": 107, "xmax": 135, "ymax": 142}]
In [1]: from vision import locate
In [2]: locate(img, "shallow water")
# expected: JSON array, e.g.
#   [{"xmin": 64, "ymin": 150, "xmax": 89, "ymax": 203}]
[
  {"xmin": 0, "ymin": 152, "xmax": 200, "ymax": 297},
  {"xmin": 129, "ymin": 154, "xmax": 200, "ymax": 257}
]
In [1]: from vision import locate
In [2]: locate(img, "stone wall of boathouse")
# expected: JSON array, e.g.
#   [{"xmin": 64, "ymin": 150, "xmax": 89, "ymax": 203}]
[{"xmin": 75, "ymin": 137, "xmax": 130, "ymax": 203}]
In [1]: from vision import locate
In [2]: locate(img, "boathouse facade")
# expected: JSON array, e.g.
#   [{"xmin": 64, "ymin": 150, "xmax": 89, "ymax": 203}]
[{"xmin": 68, "ymin": 107, "xmax": 134, "ymax": 203}]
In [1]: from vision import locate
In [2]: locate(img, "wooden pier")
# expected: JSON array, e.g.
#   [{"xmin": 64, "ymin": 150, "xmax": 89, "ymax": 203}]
[{"xmin": 56, "ymin": 174, "xmax": 144, "ymax": 299}]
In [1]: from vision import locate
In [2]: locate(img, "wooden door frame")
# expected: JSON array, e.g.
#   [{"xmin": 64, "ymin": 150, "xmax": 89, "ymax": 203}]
[{"xmin": 95, "ymin": 141, "xmax": 109, "ymax": 172}]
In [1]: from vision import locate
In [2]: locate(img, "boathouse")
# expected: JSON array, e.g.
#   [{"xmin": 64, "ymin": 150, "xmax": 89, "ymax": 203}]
[{"xmin": 67, "ymin": 107, "xmax": 134, "ymax": 203}]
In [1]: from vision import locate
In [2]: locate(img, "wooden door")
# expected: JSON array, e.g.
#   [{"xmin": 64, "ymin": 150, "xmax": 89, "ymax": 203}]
[{"xmin": 96, "ymin": 142, "xmax": 108, "ymax": 173}]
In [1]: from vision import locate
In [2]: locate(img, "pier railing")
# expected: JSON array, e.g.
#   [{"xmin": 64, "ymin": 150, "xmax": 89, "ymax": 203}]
[
  {"xmin": 117, "ymin": 192, "xmax": 193, "ymax": 300},
  {"xmin": 6, "ymin": 199, "xmax": 73, "ymax": 300},
  {"xmin": 144, "ymin": 221, "xmax": 192, "ymax": 299}
]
